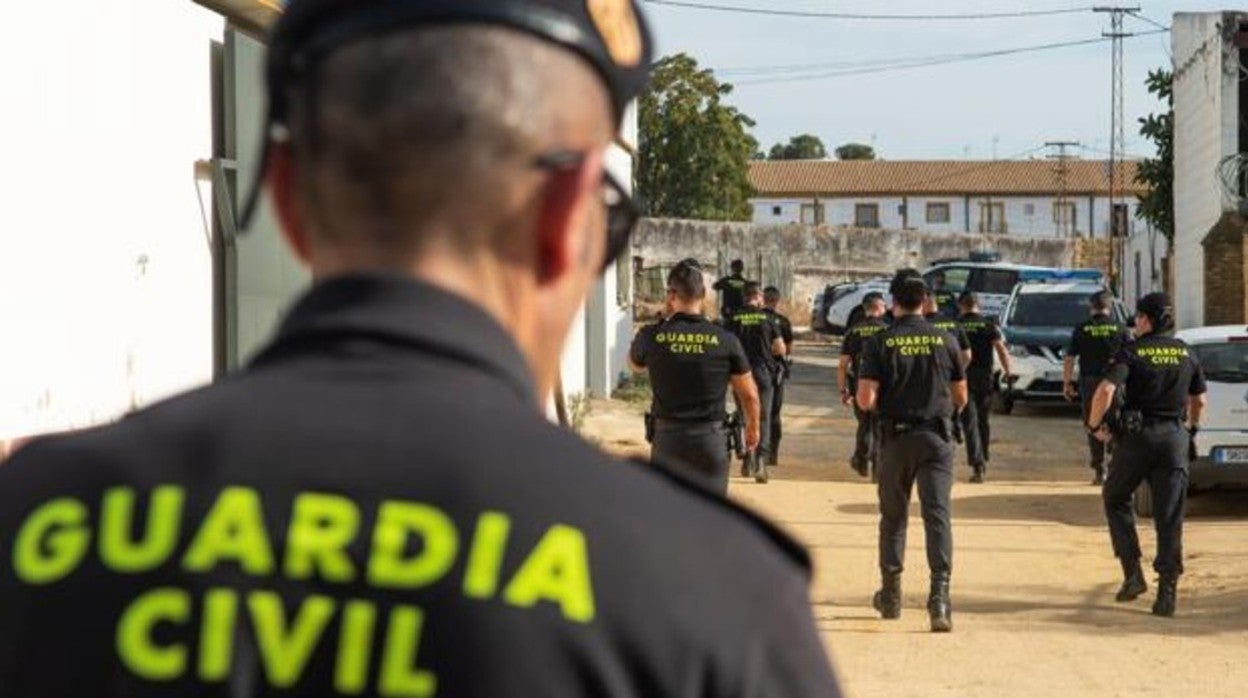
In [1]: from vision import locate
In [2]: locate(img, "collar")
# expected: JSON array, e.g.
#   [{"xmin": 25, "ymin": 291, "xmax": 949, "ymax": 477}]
[
  {"xmin": 252, "ymin": 272, "xmax": 537, "ymax": 405},
  {"xmin": 894, "ymin": 314, "xmax": 926, "ymax": 326},
  {"xmin": 1091, "ymin": 312, "xmax": 1111, "ymax": 321},
  {"xmin": 667, "ymin": 312, "xmax": 707, "ymax": 323}
]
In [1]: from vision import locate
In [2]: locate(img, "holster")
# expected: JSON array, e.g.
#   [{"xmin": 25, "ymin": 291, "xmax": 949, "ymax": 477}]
[
  {"xmin": 1117, "ymin": 409, "xmax": 1143, "ymax": 437},
  {"xmin": 724, "ymin": 412, "xmax": 747, "ymax": 459},
  {"xmin": 644, "ymin": 412, "xmax": 655, "ymax": 444}
]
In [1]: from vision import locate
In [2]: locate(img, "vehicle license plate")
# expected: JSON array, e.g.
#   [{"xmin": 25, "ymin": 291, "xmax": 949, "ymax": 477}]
[{"xmin": 1212, "ymin": 447, "xmax": 1248, "ymax": 465}]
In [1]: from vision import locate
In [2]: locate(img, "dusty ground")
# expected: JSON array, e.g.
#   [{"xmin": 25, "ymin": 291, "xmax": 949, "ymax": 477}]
[{"xmin": 583, "ymin": 339, "xmax": 1248, "ymax": 698}]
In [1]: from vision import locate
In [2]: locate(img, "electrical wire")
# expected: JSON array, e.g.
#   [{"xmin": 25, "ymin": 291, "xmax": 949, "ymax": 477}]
[
  {"xmin": 1125, "ymin": 12, "xmax": 1171, "ymax": 32},
  {"xmin": 729, "ymin": 30, "xmax": 1167, "ymax": 86},
  {"xmin": 643, "ymin": 0, "xmax": 1091, "ymax": 21}
]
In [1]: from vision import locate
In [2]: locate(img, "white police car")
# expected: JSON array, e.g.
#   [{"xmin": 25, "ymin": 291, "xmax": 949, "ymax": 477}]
[{"xmin": 995, "ymin": 279, "xmax": 1126, "ymax": 413}]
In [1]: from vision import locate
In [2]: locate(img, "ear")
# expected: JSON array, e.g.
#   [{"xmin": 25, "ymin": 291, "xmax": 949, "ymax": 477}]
[
  {"xmin": 267, "ymin": 142, "xmax": 313, "ymax": 266},
  {"xmin": 532, "ymin": 155, "xmax": 601, "ymax": 285}
]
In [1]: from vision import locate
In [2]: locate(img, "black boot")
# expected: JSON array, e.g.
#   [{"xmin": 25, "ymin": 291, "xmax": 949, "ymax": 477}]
[
  {"xmin": 969, "ymin": 466, "xmax": 985, "ymax": 484},
  {"xmin": 928, "ymin": 575, "xmax": 952, "ymax": 632},
  {"xmin": 1152, "ymin": 575, "xmax": 1178, "ymax": 617},
  {"xmin": 1115, "ymin": 558, "xmax": 1148, "ymax": 602},
  {"xmin": 872, "ymin": 572, "xmax": 902, "ymax": 620}
]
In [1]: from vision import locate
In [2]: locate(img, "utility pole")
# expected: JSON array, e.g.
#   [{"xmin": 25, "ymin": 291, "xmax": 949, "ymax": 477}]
[
  {"xmin": 1094, "ymin": 6, "xmax": 1138, "ymax": 294},
  {"xmin": 1046, "ymin": 141, "xmax": 1081, "ymax": 237}
]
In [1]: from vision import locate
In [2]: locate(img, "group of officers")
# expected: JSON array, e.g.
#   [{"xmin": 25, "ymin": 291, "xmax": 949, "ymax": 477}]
[{"xmin": 633, "ymin": 262, "xmax": 1209, "ymax": 629}]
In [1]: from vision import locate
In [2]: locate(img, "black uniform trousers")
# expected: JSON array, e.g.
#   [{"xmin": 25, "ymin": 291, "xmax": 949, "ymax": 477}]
[
  {"xmin": 651, "ymin": 421, "xmax": 730, "ymax": 493},
  {"xmin": 851, "ymin": 404, "xmax": 877, "ymax": 471},
  {"xmin": 1079, "ymin": 375, "xmax": 1108, "ymax": 469},
  {"xmin": 962, "ymin": 369, "xmax": 994, "ymax": 468},
  {"xmin": 769, "ymin": 368, "xmax": 785, "ymax": 457},
  {"xmin": 877, "ymin": 426, "xmax": 955, "ymax": 577},
  {"xmin": 1102, "ymin": 421, "xmax": 1188, "ymax": 575},
  {"xmin": 748, "ymin": 366, "xmax": 776, "ymax": 468}
]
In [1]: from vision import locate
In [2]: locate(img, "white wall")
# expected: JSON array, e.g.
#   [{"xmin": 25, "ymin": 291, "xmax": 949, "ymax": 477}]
[
  {"xmin": 1172, "ymin": 12, "xmax": 1241, "ymax": 328},
  {"xmin": 751, "ymin": 194, "xmax": 1137, "ymax": 238},
  {"xmin": 0, "ymin": 1, "xmax": 220, "ymax": 439}
]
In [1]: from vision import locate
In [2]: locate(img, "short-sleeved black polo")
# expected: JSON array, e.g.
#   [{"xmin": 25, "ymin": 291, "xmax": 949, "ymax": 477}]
[
  {"xmin": 1067, "ymin": 314, "xmax": 1131, "ymax": 378},
  {"xmin": 958, "ymin": 312, "xmax": 1004, "ymax": 372},
  {"xmin": 1105, "ymin": 331, "xmax": 1207, "ymax": 419},
  {"xmin": 859, "ymin": 314, "xmax": 965, "ymax": 422},
  {"xmin": 630, "ymin": 313, "xmax": 750, "ymax": 422},
  {"xmin": 731, "ymin": 308, "xmax": 781, "ymax": 371}
]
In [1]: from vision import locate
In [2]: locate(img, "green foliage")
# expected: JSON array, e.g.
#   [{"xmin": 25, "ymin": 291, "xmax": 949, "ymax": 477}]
[
  {"xmin": 834, "ymin": 143, "xmax": 876, "ymax": 160},
  {"xmin": 638, "ymin": 54, "xmax": 758, "ymax": 221},
  {"xmin": 768, "ymin": 134, "xmax": 828, "ymax": 160},
  {"xmin": 1136, "ymin": 68, "xmax": 1174, "ymax": 246}
]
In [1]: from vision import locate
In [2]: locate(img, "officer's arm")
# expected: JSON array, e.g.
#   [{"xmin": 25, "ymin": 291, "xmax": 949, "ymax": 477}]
[
  {"xmin": 837, "ymin": 355, "xmax": 851, "ymax": 396},
  {"xmin": 730, "ymin": 372, "xmax": 762, "ymax": 450},
  {"xmin": 856, "ymin": 378, "xmax": 879, "ymax": 412},
  {"xmin": 1087, "ymin": 380, "xmax": 1118, "ymax": 428},
  {"xmin": 950, "ymin": 380, "xmax": 968, "ymax": 410},
  {"xmin": 627, "ymin": 331, "xmax": 648, "ymax": 373},
  {"xmin": 772, "ymin": 337, "xmax": 787, "ymax": 357},
  {"xmin": 1188, "ymin": 392, "xmax": 1207, "ymax": 428},
  {"xmin": 1061, "ymin": 356, "xmax": 1076, "ymax": 398},
  {"xmin": 994, "ymin": 339, "xmax": 1012, "ymax": 377},
  {"xmin": 959, "ymin": 348, "xmax": 972, "ymax": 368}
]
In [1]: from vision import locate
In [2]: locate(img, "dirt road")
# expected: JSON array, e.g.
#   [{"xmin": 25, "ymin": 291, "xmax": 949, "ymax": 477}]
[{"xmin": 583, "ymin": 340, "xmax": 1248, "ymax": 697}]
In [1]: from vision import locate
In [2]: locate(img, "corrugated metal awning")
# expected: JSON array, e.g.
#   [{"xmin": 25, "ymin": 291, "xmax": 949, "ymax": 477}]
[{"xmin": 193, "ymin": 0, "xmax": 282, "ymax": 38}]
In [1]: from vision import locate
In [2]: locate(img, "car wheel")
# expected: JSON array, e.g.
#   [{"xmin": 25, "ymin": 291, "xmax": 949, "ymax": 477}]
[{"xmin": 1133, "ymin": 482, "xmax": 1153, "ymax": 518}]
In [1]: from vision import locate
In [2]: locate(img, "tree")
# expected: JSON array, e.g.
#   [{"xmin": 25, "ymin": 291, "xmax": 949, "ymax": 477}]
[
  {"xmin": 1136, "ymin": 68, "xmax": 1174, "ymax": 246},
  {"xmin": 768, "ymin": 134, "xmax": 828, "ymax": 160},
  {"xmin": 638, "ymin": 54, "xmax": 758, "ymax": 221},
  {"xmin": 835, "ymin": 143, "xmax": 876, "ymax": 160}
]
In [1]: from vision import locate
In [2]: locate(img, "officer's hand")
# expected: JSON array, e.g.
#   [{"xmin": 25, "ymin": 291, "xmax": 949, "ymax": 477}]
[
  {"xmin": 1092, "ymin": 425, "xmax": 1112, "ymax": 443},
  {"xmin": 1062, "ymin": 383, "xmax": 1078, "ymax": 402},
  {"xmin": 840, "ymin": 389, "xmax": 853, "ymax": 406},
  {"xmin": 745, "ymin": 422, "xmax": 761, "ymax": 452}
]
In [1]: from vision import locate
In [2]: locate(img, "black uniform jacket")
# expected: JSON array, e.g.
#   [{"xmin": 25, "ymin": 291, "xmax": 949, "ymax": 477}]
[
  {"xmin": 1067, "ymin": 314, "xmax": 1131, "ymax": 379},
  {"xmin": 0, "ymin": 274, "xmax": 839, "ymax": 697}
]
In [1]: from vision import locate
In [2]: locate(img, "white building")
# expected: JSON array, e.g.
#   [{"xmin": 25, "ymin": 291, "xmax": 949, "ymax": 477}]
[
  {"xmin": 1171, "ymin": 11, "xmax": 1247, "ymax": 328},
  {"xmin": 749, "ymin": 159, "xmax": 1145, "ymax": 238},
  {"xmin": 0, "ymin": 0, "xmax": 630, "ymax": 450}
]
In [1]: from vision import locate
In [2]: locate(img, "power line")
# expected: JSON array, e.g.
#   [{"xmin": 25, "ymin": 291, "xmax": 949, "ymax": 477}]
[
  {"xmin": 643, "ymin": 0, "xmax": 1091, "ymax": 21},
  {"xmin": 729, "ymin": 30, "xmax": 1166, "ymax": 86},
  {"xmin": 1125, "ymin": 11, "xmax": 1170, "ymax": 32}
]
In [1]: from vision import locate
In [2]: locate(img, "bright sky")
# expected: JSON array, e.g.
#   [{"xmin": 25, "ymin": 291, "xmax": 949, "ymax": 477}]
[{"xmin": 645, "ymin": 1, "xmax": 1221, "ymax": 160}]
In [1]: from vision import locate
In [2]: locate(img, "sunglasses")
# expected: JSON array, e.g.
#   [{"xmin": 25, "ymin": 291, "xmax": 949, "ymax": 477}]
[{"xmin": 533, "ymin": 150, "xmax": 640, "ymax": 272}]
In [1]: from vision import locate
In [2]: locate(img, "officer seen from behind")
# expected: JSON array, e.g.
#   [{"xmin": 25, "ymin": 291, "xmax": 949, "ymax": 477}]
[
  {"xmin": 0, "ymin": 1, "xmax": 844, "ymax": 694},
  {"xmin": 630, "ymin": 259, "xmax": 761, "ymax": 492},
  {"xmin": 857, "ymin": 278, "xmax": 968, "ymax": 632},
  {"xmin": 713, "ymin": 259, "xmax": 751, "ymax": 322},
  {"xmin": 1086, "ymin": 293, "xmax": 1206, "ymax": 617},
  {"xmin": 731, "ymin": 282, "xmax": 787, "ymax": 483},
  {"xmin": 763, "ymin": 285, "xmax": 794, "ymax": 465},
  {"xmin": 1064, "ymin": 290, "xmax": 1132, "ymax": 485},
  {"xmin": 838, "ymin": 292, "xmax": 888, "ymax": 478},
  {"xmin": 957, "ymin": 292, "xmax": 1011, "ymax": 483}
]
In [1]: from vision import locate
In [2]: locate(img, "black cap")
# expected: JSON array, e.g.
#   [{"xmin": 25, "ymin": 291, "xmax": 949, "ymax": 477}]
[
  {"xmin": 1136, "ymin": 292, "xmax": 1173, "ymax": 327},
  {"xmin": 241, "ymin": 0, "xmax": 653, "ymax": 227}
]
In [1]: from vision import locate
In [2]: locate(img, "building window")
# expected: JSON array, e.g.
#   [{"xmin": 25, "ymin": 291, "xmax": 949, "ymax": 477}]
[
  {"xmin": 1052, "ymin": 201, "xmax": 1077, "ymax": 236},
  {"xmin": 800, "ymin": 204, "xmax": 825, "ymax": 225},
  {"xmin": 772, "ymin": 206, "xmax": 782, "ymax": 216},
  {"xmin": 854, "ymin": 203, "xmax": 880, "ymax": 228},
  {"xmin": 926, "ymin": 202, "xmax": 951, "ymax": 224},
  {"xmin": 1024, "ymin": 203, "xmax": 1036, "ymax": 216},
  {"xmin": 978, "ymin": 202, "xmax": 1005, "ymax": 233}
]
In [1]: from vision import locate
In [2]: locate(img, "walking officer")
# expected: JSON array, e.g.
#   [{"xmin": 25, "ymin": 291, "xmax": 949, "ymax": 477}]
[
  {"xmin": 957, "ymin": 291, "xmax": 1012, "ymax": 483},
  {"xmin": 0, "ymin": 1, "xmax": 843, "ymax": 694},
  {"xmin": 857, "ymin": 278, "xmax": 968, "ymax": 632},
  {"xmin": 630, "ymin": 259, "xmax": 762, "ymax": 492},
  {"xmin": 1064, "ymin": 290, "xmax": 1132, "ymax": 485},
  {"xmin": 763, "ymin": 285, "xmax": 794, "ymax": 465},
  {"xmin": 838, "ymin": 292, "xmax": 888, "ymax": 478},
  {"xmin": 1086, "ymin": 293, "xmax": 1206, "ymax": 617},
  {"xmin": 713, "ymin": 259, "xmax": 751, "ymax": 322},
  {"xmin": 928, "ymin": 269, "xmax": 958, "ymax": 319},
  {"xmin": 730, "ymin": 282, "xmax": 787, "ymax": 483}
]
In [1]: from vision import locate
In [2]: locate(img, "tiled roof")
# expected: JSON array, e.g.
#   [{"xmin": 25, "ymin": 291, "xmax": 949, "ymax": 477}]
[{"xmin": 748, "ymin": 159, "xmax": 1144, "ymax": 197}]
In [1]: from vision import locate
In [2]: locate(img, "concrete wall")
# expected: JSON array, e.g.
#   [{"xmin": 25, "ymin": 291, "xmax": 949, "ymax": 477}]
[
  {"xmin": 751, "ymin": 194, "xmax": 1140, "ymax": 238},
  {"xmin": 0, "ymin": 1, "xmax": 220, "ymax": 439},
  {"xmin": 633, "ymin": 219, "xmax": 1083, "ymax": 322},
  {"xmin": 1173, "ymin": 12, "xmax": 1242, "ymax": 328}
]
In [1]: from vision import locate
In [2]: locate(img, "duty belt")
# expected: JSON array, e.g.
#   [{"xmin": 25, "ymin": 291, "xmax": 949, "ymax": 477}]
[{"xmin": 654, "ymin": 417, "xmax": 724, "ymax": 428}]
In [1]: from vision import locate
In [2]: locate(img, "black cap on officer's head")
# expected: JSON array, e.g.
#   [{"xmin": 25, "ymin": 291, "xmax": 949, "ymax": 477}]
[
  {"xmin": 1136, "ymin": 292, "xmax": 1174, "ymax": 330},
  {"xmin": 240, "ymin": 0, "xmax": 653, "ymax": 227}
]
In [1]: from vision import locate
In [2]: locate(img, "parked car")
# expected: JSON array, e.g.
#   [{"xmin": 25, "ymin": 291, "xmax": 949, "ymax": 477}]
[
  {"xmin": 822, "ymin": 262, "xmax": 1104, "ymax": 333},
  {"xmin": 996, "ymin": 279, "xmax": 1129, "ymax": 414},
  {"xmin": 1134, "ymin": 326, "xmax": 1248, "ymax": 516}
]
